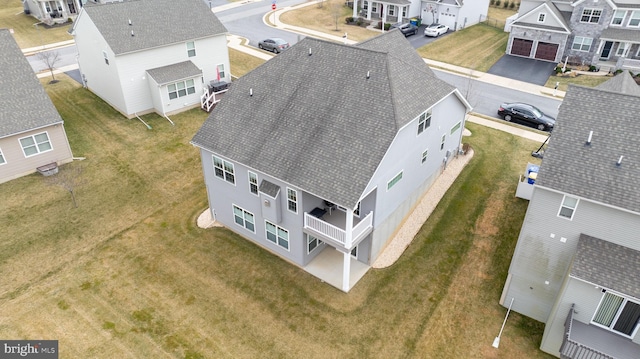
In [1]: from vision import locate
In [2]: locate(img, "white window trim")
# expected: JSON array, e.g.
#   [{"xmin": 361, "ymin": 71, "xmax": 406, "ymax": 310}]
[
  {"xmin": 307, "ymin": 235, "xmax": 323, "ymax": 254},
  {"xmin": 401, "ymin": 6, "xmax": 407, "ymax": 17},
  {"xmin": 216, "ymin": 63, "xmax": 225, "ymax": 81},
  {"xmin": 103, "ymin": 50, "xmax": 109, "ymax": 65},
  {"xmin": 440, "ymin": 133, "xmax": 446, "ymax": 151},
  {"xmin": 629, "ymin": 11, "xmax": 640, "ymax": 27},
  {"xmin": 350, "ymin": 246, "xmax": 358, "ymax": 259},
  {"xmin": 167, "ymin": 79, "xmax": 196, "ymax": 100},
  {"xmin": 591, "ymin": 290, "xmax": 640, "ymax": 338},
  {"xmin": 421, "ymin": 148, "xmax": 429, "ymax": 164},
  {"xmin": 19, "ymin": 131, "xmax": 53, "ymax": 157},
  {"xmin": 450, "ymin": 121, "xmax": 461, "ymax": 135},
  {"xmin": 580, "ymin": 8, "xmax": 602, "ymax": 23},
  {"xmin": 248, "ymin": 171, "xmax": 259, "ymax": 195},
  {"xmin": 387, "ymin": 170, "xmax": 403, "ymax": 191},
  {"xmin": 265, "ymin": 220, "xmax": 290, "ymax": 251},
  {"xmin": 558, "ymin": 195, "xmax": 579, "ymax": 220},
  {"xmin": 417, "ymin": 109, "xmax": 432, "ymax": 135},
  {"xmin": 0, "ymin": 148, "xmax": 6, "ymax": 165},
  {"xmin": 610, "ymin": 10, "xmax": 626, "ymax": 26},
  {"xmin": 572, "ymin": 36, "xmax": 593, "ymax": 52},
  {"xmin": 388, "ymin": 5, "xmax": 395, "ymax": 16},
  {"xmin": 232, "ymin": 204, "xmax": 255, "ymax": 233},
  {"xmin": 286, "ymin": 187, "xmax": 298, "ymax": 214},
  {"xmin": 538, "ymin": 13, "xmax": 546, "ymax": 23},
  {"xmin": 186, "ymin": 41, "xmax": 196, "ymax": 57},
  {"xmin": 616, "ymin": 42, "xmax": 630, "ymax": 57},
  {"xmin": 212, "ymin": 155, "xmax": 236, "ymax": 185}
]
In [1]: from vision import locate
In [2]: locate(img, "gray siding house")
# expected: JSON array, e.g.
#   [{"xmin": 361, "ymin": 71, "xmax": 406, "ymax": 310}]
[
  {"xmin": 191, "ymin": 30, "xmax": 471, "ymax": 292},
  {"xmin": 71, "ymin": 0, "xmax": 229, "ymax": 119},
  {"xmin": 500, "ymin": 72, "xmax": 640, "ymax": 358},
  {"xmin": 508, "ymin": 0, "xmax": 640, "ymax": 71},
  {"xmin": 0, "ymin": 29, "xmax": 73, "ymax": 184}
]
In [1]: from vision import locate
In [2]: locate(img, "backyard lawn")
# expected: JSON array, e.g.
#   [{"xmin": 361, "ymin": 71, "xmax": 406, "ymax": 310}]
[
  {"xmin": 1, "ymin": 0, "xmax": 72, "ymax": 49},
  {"xmin": 0, "ymin": 73, "xmax": 553, "ymax": 358}
]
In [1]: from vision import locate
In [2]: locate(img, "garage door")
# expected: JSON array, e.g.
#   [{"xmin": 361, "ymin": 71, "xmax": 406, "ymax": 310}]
[
  {"xmin": 534, "ymin": 42, "xmax": 559, "ymax": 62},
  {"xmin": 511, "ymin": 38, "xmax": 533, "ymax": 57}
]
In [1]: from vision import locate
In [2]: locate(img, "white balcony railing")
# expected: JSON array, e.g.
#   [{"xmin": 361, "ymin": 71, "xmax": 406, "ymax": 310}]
[{"xmin": 304, "ymin": 211, "xmax": 373, "ymax": 247}]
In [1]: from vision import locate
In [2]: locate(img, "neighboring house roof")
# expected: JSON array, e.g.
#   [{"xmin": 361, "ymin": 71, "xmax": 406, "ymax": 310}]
[
  {"xmin": 535, "ymin": 75, "xmax": 640, "ymax": 213},
  {"xmin": 600, "ymin": 27, "xmax": 640, "ymax": 43},
  {"xmin": 511, "ymin": 1, "xmax": 571, "ymax": 33},
  {"xmin": 192, "ymin": 31, "xmax": 460, "ymax": 209},
  {"xmin": 146, "ymin": 60, "xmax": 202, "ymax": 85},
  {"xmin": 595, "ymin": 70, "xmax": 640, "ymax": 96},
  {"xmin": 0, "ymin": 29, "xmax": 63, "ymax": 139},
  {"xmin": 80, "ymin": 0, "xmax": 227, "ymax": 55},
  {"xmin": 572, "ymin": 234, "xmax": 640, "ymax": 300},
  {"xmin": 379, "ymin": 0, "xmax": 411, "ymax": 5}
]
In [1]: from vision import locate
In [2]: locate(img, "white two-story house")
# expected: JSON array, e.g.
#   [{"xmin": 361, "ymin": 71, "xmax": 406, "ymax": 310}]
[
  {"xmin": 191, "ymin": 31, "xmax": 471, "ymax": 292},
  {"xmin": 71, "ymin": 0, "xmax": 229, "ymax": 119}
]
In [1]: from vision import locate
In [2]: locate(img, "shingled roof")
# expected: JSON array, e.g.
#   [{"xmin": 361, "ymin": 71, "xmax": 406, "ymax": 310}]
[
  {"xmin": 192, "ymin": 31, "xmax": 459, "ymax": 209},
  {"xmin": 595, "ymin": 70, "xmax": 640, "ymax": 96},
  {"xmin": 80, "ymin": 0, "xmax": 227, "ymax": 55},
  {"xmin": 0, "ymin": 29, "xmax": 63, "ymax": 139},
  {"xmin": 572, "ymin": 234, "xmax": 640, "ymax": 300},
  {"xmin": 535, "ymin": 76, "xmax": 640, "ymax": 213}
]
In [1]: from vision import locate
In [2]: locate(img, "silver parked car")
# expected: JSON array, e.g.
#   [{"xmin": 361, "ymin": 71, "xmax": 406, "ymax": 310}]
[
  {"xmin": 258, "ymin": 38, "xmax": 290, "ymax": 54},
  {"xmin": 424, "ymin": 23, "xmax": 449, "ymax": 37}
]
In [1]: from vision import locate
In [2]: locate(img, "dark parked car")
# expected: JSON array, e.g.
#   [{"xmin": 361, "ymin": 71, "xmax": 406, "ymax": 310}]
[
  {"xmin": 390, "ymin": 23, "xmax": 418, "ymax": 36},
  {"xmin": 258, "ymin": 38, "xmax": 290, "ymax": 53},
  {"xmin": 497, "ymin": 103, "xmax": 555, "ymax": 131}
]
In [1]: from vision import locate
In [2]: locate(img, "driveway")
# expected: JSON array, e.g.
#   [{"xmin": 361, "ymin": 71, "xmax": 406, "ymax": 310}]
[{"xmin": 487, "ymin": 55, "xmax": 557, "ymax": 86}]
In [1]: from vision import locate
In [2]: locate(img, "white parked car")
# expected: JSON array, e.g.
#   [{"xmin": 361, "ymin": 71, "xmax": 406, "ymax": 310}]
[{"xmin": 424, "ymin": 24, "xmax": 449, "ymax": 37}]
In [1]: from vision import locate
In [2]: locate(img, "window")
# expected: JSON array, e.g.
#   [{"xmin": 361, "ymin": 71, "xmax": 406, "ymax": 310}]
[
  {"xmin": 538, "ymin": 13, "xmax": 546, "ymax": 23},
  {"xmin": 417, "ymin": 110, "xmax": 432, "ymax": 134},
  {"xmin": 216, "ymin": 64, "xmax": 225, "ymax": 80},
  {"xmin": 354, "ymin": 201, "xmax": 361, "ymax": 217},
  {"xmin": 0, "ymin": 148, "xmax": 5, "ymax": 165},
  {"xmin": 307, "ymin": 235, "xmax": 323, "ymax": 254},
  {"xmin": 248, "ymin": 171, "xmax": 258, "ymax": 195},
  {"xmin": 287, "ymin": 188, "xmax": 297, "ymax": 213},
  {"xmin": 593, "ymin": 291, "xmax": 640, "ymax": 337},
  {"xmin": 558, "ymin": 195, "xmax": 578, "ymax": 219},
  {"xmin": 387, "ymin": 171, "xmax": 403, "ymax": 190},
  {"xmin": 371, "ymin": 3, "xmax": 377, "ymax": 12},
  {"xmin": 580, "ymin": 8, "xmax": 602, "ymax": 23},
  {"xmin": 421, "ymin": 149, "xmax": 428, "ymax": 164},
  {"xmin": 363, "ymin": 1, "xmax": 368, "ymax": 10},
  {"xmin": 630, "ymin": 11, "xmax": 640, "ymax": 27},
  {"xmin": 212, "ymin": 155, "xmax": 235, "ymax": 184},
  {"xmin": 611, "ymin": 10, "xmax": 626, "ymax": 25},
  {"xmin": 440, "ymin": 134, "xmax": 446, "ymax": 150},
  {"xmin": 233, "ymin": 205, "xmax": 255, "ymax": 232},
  {"xmin": 168, "ymin": 79, "xmax": 196, "ymax": 100},
  {"xmin": 616, "ymin": 43, "xmax": 629, "ymax": 57},
  {"xmin": 186, "ymin": 42, "xmax": 196, "ymax": 57},
  {"xmin": 19, "ymin": 132, "xmax": 52, "ymax": 157},
  {"xmin": 103, "ymin": 50, "xmax": 109, "ymax": 65},
  {"xmin": 351, "ymin": 246, "xmax": 358, "ymax": 258},
  {"xmin": 402, "ymin": 6, "xmax": 407, "ymax": 18},
  {"xmin": 266, "ymin": 221, "xmax": 289, "ymax": 250},
  {"xmin": 571, "ymin": 36, "xmax": 593, "ymax": 52},
  {"xmin": 388, "ymin": 5, "xmax": 395, "ymax": 16},
  {"xmin": 450, "ymin": 121, "xmax": 461, "ymax": 135}
]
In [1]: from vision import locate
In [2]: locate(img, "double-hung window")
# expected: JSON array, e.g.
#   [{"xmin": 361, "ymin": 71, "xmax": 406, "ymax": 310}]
[
  {"xmin": 216, "ymin": 64, "xmax": 225, "ymax": 80},
  {"xmin": 186, "ymin": 42, "xmax": 196, "ymax": 57},
  {"xmin": 440, "ymin": 134, "xmax": 446, "ymax": 150},
  {"xmin": 248, "ymin": 171, "xmax": 258, "ymax": 195},
  {"xmin": 307, "ymin": 235, "xmax": 323, "ymax": 254},
  {"xmin": 571, "ymin": 36, "xmax": 593, "ymax": 52},
  {"xmin": 611, "ymin": 10, "xmax": 626, "ymax": 26},
  {"xmin": 592, "ymin": 291, "xmax": 640, "ymax": 337},
  {"xmin": 629, "ymin": 11, "xmax": 640, "ymax": 27},
  {"xmin": 287, "ymin": 188, "xmax": 297, "ymax": 213},
  {"xmin": 0, "ymin": 148, "xmax": 5, "ymax": 165},
  {"xmin": 233, "ymin": 205, "xmax": 255, "ymax": 232},
  {"xmin": 266, "ymin": 221, "xmax": 289, "ymax": 250},
  {"xmin": 212, "ymin": 155, "xmax": 235, "ymax": 184},
  {"xmin": 580, "ymin": 8, "xmax": 602, "ymax": 23},
  {"xmin": 402, "ymin": 6, "xmax": 407, "ymax": 18},
  {"xmin": 417, "ymin": 110, "xmax": 432, "ymax": 134},
  {"xmin": 421, "ymin": 149, "xmax": 428, "ymax": 164},
  {"xmin": 558, "ymin": 195, "xmax": 578, "ymax": 219},
  {"xmin": 388, "ymin": 5, "xmax": 395, "ymax": 16},
  {"xmin": 168, "ymin": 79, "xmax": 196, "ymax": 100},
  {"xmin": 19, "ymin": 132, "xmax": 52, "ymax": 157},
  {"xmin": 103, "ymin": 50, "xmax": 109, "ymax": 65}
]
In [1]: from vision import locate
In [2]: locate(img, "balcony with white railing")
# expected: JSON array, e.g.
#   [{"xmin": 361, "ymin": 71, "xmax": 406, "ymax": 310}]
[
  {"xmin": 560, "ymin": 304, "xmax": 640, "ymax": 359},
  {"xmin": 303, "ymin": 210, "xmax": 373, "ymax": 250}
]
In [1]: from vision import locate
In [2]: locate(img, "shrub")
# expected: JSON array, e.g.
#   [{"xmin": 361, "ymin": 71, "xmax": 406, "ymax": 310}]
[
  {"xmin": 503, "ymin": 1, "xmax": 510, "ymax": 8},
  {"xmin": 495, "ymin": 0, "xmax": 501, "ymax": 7},
  {"xmin": 554, "ymin": 66, "xmax": 563, "ymax": 74},
  {"xmin": 588, "ymin": 65, "xmax": 598, "ymax": 72},
  {"xmin": 490, "ymin": 0, "xmax": 495, "ymax": 5},
  {"xmin": 510, "ymin": 2, "xmax": 516, "ymax": 9},
  {"xmin": 345, "ymin": 16, "xmax": 354, "ymax": 24},
  {"xmin": 614, "ymin": 69, "xmax": 623, "ymax": 75}
]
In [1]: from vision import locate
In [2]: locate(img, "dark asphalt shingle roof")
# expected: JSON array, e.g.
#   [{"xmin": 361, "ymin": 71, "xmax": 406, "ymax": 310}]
[
  {"xmin": 192, "ymin": 31, "xmax": 457, "ymax": 209},
  {"xmin": 146, "ymin": 61, "xmax": 202, "ymax": 85},
  {"xmin": 259, "ymin": 180, "xmax": 280, "ymax": 198},
  {"xmin": 595, "ymin": 70, "xmax": 640, "ymax": 96},
  {"xmin": 82, "ymin": 0, "xmax": 227, "ymax": 55},
  {"xmin": 572, "ymin": 234, "xmax": 640, "ymax": 300},
  {"xmin": 535, "ymin": 76, "xmax": 640, "ymax": 213},
  {"xmin": 0, "ymin": 29, "xmax": 63, "ymax": 139}
]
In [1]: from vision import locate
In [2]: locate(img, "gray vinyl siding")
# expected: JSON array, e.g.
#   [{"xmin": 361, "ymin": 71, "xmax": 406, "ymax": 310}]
[
  {"xmin": 541, "ymin": 276, "xmax": 607, "ymax": 356},
  {"xmin": 0, "ymin": 125, "xmax": 73, "ymax": 184},
  {"xmin": 365, "ymin": 93, "xmax": 467, "ymax": 261},
  {"xmin": 503, "ymin": 186, "xmax": 640, "ymax": 322}
]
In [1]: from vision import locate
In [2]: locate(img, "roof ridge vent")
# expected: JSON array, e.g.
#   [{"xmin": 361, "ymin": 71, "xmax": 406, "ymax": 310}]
[
  {"xmin": 617, "ymin": 155, "xmax": 624, "ymax": 167},
  {"xmin": 586, "ymin": 130, "xmax": 593, "ymax": 145}
]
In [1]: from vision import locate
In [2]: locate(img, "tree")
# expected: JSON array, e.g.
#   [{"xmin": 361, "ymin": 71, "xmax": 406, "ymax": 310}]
[
  {"xmin": 332, "ymin": 1, "xmax": 343, "ymax": 31},
  {"xmin": 37, "ymin": 50, "xmax": 61, "ymax": 84},
  {"xmin": 46, "ymin": 163, "xmax": 85, "ymax": 208}
]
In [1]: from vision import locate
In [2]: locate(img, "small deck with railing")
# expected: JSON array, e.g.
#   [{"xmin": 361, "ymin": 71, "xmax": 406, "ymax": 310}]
[{"xmin": 303, "ymin": 210, "xmax": 373, "ymax": 250}]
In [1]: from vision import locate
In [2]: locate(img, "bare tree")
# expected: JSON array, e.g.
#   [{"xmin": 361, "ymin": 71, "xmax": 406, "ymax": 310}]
[
  {"xmin": 37, "ymin": 50, "xmax": 61, "ymax": 83},
  {"xmin": 332, "ymin": 1, "xmax": 343, "ymax": 31},
  {"xmin": 46, "ymin": 164, "xmax": 85, "ymax": 208}
]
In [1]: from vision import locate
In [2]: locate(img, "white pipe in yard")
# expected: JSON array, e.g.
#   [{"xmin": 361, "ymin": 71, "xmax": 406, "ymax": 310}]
[{"xmin": 493, "ymin": 297, "xmax": 514, "ymax": 349}]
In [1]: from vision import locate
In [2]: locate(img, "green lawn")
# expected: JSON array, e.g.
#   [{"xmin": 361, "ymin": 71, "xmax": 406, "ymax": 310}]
[
  {"xmin": 0, "ymin": 73, "xmax": 552, "ymax": 358},
  {"xmin": 545, "ymin": 73, "xmax": 611, "ymax": 92},
  {"xmin": 1, "ymin": 0, "xmax": 72, "ymax": 49}
]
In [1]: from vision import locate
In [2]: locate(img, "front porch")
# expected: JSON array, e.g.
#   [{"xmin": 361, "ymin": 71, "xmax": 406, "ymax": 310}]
[
  {"xmin": 304, "ymin": 246, "xmax": 370, "ymax": 292},
  {"xmin": 560, "ymin": 304, "xmax": 640, "ymax": 359}
]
